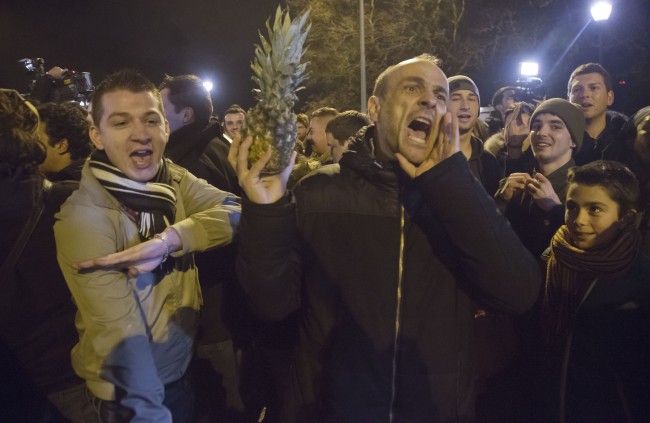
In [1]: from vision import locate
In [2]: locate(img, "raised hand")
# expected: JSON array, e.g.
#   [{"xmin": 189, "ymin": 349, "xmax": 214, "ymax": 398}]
[
  {"xmin": 234, "ymin": 136, "xmax": 296, "ymax": 204},
  {"xmin": 525, "ymin": 172, "xmax": 562, "ymax": 211},
  {"xmin": 495, "ymin": 172, "xmax": 535, "ymax": 203},
  {"xmin": 396, "ymin": 111, "xmax": 460, "ymax": 179}
]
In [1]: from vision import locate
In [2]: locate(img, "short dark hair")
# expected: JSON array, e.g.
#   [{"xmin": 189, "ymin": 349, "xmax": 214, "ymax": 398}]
[
  {"xmin": 310, "ymin": 107, "xmax": 338, "ymax": 119},
  {"xmin": 92, "ymin": 69, "xmax": 163, "ymax": 127},
  {"xmin": 325, "ymin": 111, "xmax": 370, "ymax": 145},
  {"xmin": 159, "ymin": 74, "xmax": 214, "ymax": 125},
  {"xmin": 37, "ymin": 102, "xmax": 92, "ymax": 160},
  {"xmin": 567, "ymin": 160, "xmax": 639, "ymax": 216},
  {"xmin": 373, "ymin": 54, "xmax": 441, "ymax": 99},
  {"xmin": 0, "ymin": 88, "xmax": 45, "ymax": 172},
  {"xmin": 567, "ymin": 63, "xmax": 613, "ymax": 95},
  {"xmin": 224, "ymin": 104, "xmax": 246, "ymax": 118}
]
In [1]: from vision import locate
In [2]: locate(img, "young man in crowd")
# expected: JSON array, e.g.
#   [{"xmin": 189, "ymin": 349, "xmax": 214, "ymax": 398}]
[
  {"xmin": 54, "ymin": 70, "xmax": 241, "ymax": 422},
  {"xmin": 325, "ymin": 110, "xmax": 370, "ymax": 163},
  {"xmin": 496, "ymin": 98, "xmax": 585, "ymax": 260},
  {"xmin": 222, "ymin": 104, "xmax": 246, "ymax": 144},
  {"xmin": 448, "ymin": 75, "xmax": 501, "ymax": 195},
  {"xmin": 567, "ymin": 62, "xmax": 630, "ymax": 165},
  {"xmin": 37, "ymin": 102, "xmax": 93, "ymax": 181},
  {"xmin": 232, "ymin": 54, "xmax": 541, "ymax": 422}
]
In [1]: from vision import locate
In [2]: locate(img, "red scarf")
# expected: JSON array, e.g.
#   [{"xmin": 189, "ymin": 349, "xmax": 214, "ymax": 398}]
[{"xmin": 544, "ymin": 217, "xmax": 641, "ymax": 336}]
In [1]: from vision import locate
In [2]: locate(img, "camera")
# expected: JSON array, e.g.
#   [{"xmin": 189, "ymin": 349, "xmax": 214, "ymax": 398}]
[
  {"xmin": 512, "ymin": 77, "xmax": 545, "ymax": 104},
  {"xmin": 18, "ymin": 57, "xmax": 94, "ymax": 105}
]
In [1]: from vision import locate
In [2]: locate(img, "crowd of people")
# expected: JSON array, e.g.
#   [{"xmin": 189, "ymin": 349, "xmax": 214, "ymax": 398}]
[{"xmin": 1, "ymin": 54, "xmax": 649, "ymax": 423}]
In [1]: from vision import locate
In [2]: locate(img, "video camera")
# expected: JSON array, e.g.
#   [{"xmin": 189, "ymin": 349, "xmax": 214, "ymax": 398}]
[
  {"xmin": 512, "ymin": 77, "xmax": 545, "ymax": 104},
  {"xmin": 18, "ymin": 57, "xmax": 94, "ymax": 105}
]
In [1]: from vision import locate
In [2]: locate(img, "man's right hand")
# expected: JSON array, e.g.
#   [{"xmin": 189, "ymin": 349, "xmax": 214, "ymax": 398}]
[
  {"xmin": 46, "ymin": 66, "xmax": 68, "ymax": 79},
  {"xmin": 233, "ymin": 136, "xmax": 296, "ymax": 204},
  {"xmin": 495, "ymin": 172, "xmax": 534, "ymax": 203}
]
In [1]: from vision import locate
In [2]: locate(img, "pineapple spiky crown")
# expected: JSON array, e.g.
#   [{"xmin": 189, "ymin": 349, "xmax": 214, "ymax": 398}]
[{"xmin": 244, "ymin": 6, "xmax": 311, "ymax": 173}]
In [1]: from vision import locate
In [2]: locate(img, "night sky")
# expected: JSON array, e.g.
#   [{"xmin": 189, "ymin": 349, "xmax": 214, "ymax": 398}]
[
  {"xmin": 1, "ymin": 0, "xmax": 648, "ymax": 115},
  {"xmin": 0, "ymin": 0, "xmax": 280, "ymax": 114}
]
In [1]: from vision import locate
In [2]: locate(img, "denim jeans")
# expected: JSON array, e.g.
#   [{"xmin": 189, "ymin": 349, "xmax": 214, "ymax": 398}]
[{"xmin": 86, "ymin": 374, "xmax": 194, "ymax": 423}]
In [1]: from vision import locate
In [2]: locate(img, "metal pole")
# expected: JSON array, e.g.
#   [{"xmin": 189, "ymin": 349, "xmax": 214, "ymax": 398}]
[{"xmin": 360, "ymin": 0, "xmax": 367, "ymax": 112}]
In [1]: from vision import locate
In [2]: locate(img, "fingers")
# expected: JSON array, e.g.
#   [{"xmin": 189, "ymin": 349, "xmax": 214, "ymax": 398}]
[
  {"xmin": 248, "ymin": 148, "xmax": 273, "ymax": 177},
  {"xmin": 395, "ymin": 152, "xmax": 416, "ymax": 178},
  {"xmin": 236, "ymin": 136, "xmax": 253, "ymax": 176}
]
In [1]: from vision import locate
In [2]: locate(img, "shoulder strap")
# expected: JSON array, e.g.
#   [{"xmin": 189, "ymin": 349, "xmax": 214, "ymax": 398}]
[{"xmin": 0, "ymin": 179, "xmax": 52, "ymax": 279}]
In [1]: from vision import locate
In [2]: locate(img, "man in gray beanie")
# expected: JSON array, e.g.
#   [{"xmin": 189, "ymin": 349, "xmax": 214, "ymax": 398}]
[
  {"xmin": 448, "ymin": 75, "xmax": 501, "ymax": 195},
  {"xmin": 496, "ymin": 98, "xmax": 586, "ymax": 258}
]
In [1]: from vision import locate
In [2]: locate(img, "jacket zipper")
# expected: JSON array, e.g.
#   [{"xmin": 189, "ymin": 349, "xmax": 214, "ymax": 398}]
[
  {"xmin": 559, "ymin": 278, "xmax": 597, "ymax": 423},
  {"xmin": 389, "ymin": 206, "xmax": 406, "ymax": 422}
]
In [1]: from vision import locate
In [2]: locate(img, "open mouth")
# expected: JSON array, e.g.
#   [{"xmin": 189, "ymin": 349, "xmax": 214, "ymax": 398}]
[
  {"xmin": 130, "ymin": 149, "xmax": 153, "ymax": 166},
  {"xmin": 407, "ymin": 118, "xmax": 432, "ymax": 144}
]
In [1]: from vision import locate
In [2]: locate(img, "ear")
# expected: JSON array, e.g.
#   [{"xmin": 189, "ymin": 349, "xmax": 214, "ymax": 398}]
[
  {"xmin": 183, "ymin": 107, "xmax": 195, "ymax": 124},
  {"xmin": 89, "ymin": 125, "xmax": 104, "ymax": 150},
  {"xmin": 607, "ymin": 90, "xmax": 614, "ymax": 107},
  {"xmin": 164, "ymin": 119, "xmax": 170, "ymax": 137},
  {"xmin": 368, "ymin": 96, "xmax": 381, "ymax": 123},
  {"xmin": 54, "ymin": 138, "xmax": 69, "ymax": 155}
]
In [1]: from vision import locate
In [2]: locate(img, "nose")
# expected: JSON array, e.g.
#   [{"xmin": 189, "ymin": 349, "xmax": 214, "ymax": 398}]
[
  {"xmin": 535, "ymin": 123, "xmax": 550, "ymax": 137},
  {"xmin": 419, "ymin": 91, "xmax": 437, "ymax": 109},
  {"xmin": 130, "ymin": 121, "xmax": 151, "ymax": 143},
  {"xmin": 459, "ymin": 97, "xmax": 469, "ymax": 111},
  {"xmin": 574, "ymin": 208, "xmax": 589, "ymax": 226}
]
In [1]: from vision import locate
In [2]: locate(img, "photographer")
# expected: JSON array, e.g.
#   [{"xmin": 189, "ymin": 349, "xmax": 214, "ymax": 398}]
[{"xmin": 30, "ymin": 66, "xmax": 76, "ymax": 104}]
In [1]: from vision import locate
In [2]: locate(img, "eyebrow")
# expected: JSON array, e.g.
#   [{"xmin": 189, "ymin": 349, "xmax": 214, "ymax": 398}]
[{"xmin": 533, "ymin": 117, "xmax": 565, "ymax": 126}]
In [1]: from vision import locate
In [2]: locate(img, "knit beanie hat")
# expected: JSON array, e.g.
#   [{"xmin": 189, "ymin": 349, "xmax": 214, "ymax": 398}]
[
  {"xmin": 530, "ymin": 98, "xmax": 585, "ymax": 152},
  {"xmin": 448, "ymin": 75, "xmax": 480, "ymax": 107}
]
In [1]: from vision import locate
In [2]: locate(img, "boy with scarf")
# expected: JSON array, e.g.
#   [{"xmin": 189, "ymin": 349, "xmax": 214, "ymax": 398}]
[
  {"xmin": 54, "ymin": 70, "xmax": 241, "ymax": 422},
  {"xmin": 543, "ymin": 160, "xmax": 650, "ymax": 422}
]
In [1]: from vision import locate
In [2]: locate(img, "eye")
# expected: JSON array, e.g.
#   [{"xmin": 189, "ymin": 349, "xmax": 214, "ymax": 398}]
[
  {"xmin": 405, "ymin": 85, "xmax": 418, "ymax": 93},
  {"xmin": 146, "ymin": 117, "xmax": 161, "ymax": 125},
  {"xmin": 437, "ymin": 94, "xmax": 447, "ymax": 101},
  {"xmin": 113, "ymin": 120, "xmax": 127, "ymax": 127},
  {"xmin": 589, "ymin": 206, "xmax": 602, "ymax": 214},
  {"xmin": 531, "ymin": 123, "xmax": 542, "ymax": 131}
]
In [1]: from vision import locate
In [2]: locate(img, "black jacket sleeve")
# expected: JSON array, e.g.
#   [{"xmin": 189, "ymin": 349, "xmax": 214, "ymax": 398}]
[
  {"xmin": 415, "ymin": 152, "xmax": 542, "ymax": 313},
  {"xmin": 236, "ymin": 195, "xmax": 303, "ymax": 320}
]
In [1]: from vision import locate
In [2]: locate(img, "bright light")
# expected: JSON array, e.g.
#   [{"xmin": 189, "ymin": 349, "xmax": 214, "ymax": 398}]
[
  {"xmin": 203, "ymin": 81, "xmax": 213, "ymax": 92},
  {"xmin": 520, "ymin": 62, "xmax": 539, "ymax": 77},
  {"xmin": 591, "ymin": 1, "xmax": 612, "ymax": 21}
]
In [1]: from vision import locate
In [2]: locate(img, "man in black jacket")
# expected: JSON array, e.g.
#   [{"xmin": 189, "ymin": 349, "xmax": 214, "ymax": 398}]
[
  {"xmin": 567, "ymin": 63, "xmax": 630, "ymax": 165},
  {"xmin": 159, "ymin": 74, "xmax": 244, "ymax": 419},
  {"xmin": 233, "ymin": 54, "xmax": 541, "ymax": 422}
]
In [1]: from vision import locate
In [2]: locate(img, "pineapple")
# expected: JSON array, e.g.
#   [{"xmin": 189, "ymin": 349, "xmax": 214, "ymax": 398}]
[{"xmin": 244, "ymin": 6, "xmax": 310, "ymax": 174}]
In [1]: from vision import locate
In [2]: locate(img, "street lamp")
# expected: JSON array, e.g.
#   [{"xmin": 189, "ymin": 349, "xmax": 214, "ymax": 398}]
[{"xmin": 590, "ymin": 1, "xmax": 612, "ymax": 63}]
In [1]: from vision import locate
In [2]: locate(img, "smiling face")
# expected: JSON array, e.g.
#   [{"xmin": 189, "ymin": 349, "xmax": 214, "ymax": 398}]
[
  {"xmin": 530, "ymin": 112, "xmax": 575, "ymax": 167},
  {"xmin": 565, "ymin": 183, "xmax": 621, "ymax": 249},
  {"xmin": 90, "ymin": 89, "xmax": 169, "ymax": 182},
  {"xmin": 568, "ymin": 72, "xmax": 613, "ymax": 122},
  {"xmin": 369, "ymin": 59, "xmax": 448, "ymax": 164},
  {"xmin": 449, "ymin": 89, "xmax": 479, "ymax": 134}
]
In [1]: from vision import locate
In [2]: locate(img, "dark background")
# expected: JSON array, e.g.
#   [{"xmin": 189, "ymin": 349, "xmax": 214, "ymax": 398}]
[{"xmin": 1, "ymin": 0, "xmax": 647, "ymax": 115}]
